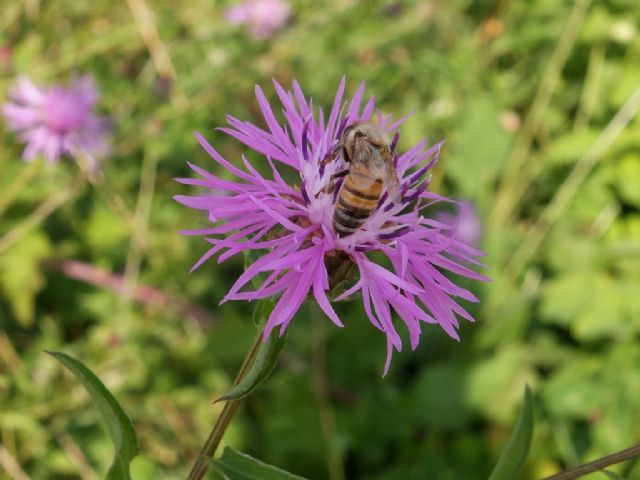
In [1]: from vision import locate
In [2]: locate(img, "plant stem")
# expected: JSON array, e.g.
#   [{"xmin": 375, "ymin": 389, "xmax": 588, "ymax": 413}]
[
  {"xmin": 0, "ymin": 444, "xmax": 30, "ymax": 480},
  {"xmin": 482, "ymin": 85, "xmax": 640, "ymax": 320},
  {"xmin": 0, "ymin": 173, "xmax": 84, "ymax": 255},
  {"xmin": 490, "ymin": 0, "xmax": 591, "ymax": 227},
  {"xmin": 123, "ymin": 148, "xmax": 158, "ymax": 307},
  {"xmin": 72, "ymin": 148, "xmax": 134, "ymax": 224},
  {"xmin": 126, "ymin": 0, "xmax": 189, "ymax": 111},
  {"xmin": 542, "ymin": 444, "xmax": 640, "ymax": 480},
  {"xmin": 186, "ymin": 328, "xmax": 264, "ymax": 480},
  {"xmin": 0, "ymin": 160, "xmax": 40, "ymax": 217}
]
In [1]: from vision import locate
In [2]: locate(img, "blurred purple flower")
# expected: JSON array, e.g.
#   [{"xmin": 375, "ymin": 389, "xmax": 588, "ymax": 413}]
[
  {"xmin": 176, "ymin": 78, "xmax": 488, "ymax": 375},
  {"xmin": 2, "ymin": 75, "xmax": 109, "ymax": 168},
  {"xmin": 436, "ymin": 201, "xmax": 483, "ymax": 247},
  {"xmin": 226, "ymin": 0, "xmax": 291, "ymax": 40}
]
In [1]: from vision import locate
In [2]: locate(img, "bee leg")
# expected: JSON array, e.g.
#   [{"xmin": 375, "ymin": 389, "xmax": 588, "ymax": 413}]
[
  {"xmin": 315, "ymin": 169, "xmax": 349, "ymax": 198},
  {"xmin": 320, "ymin": 147, "xmax": 339, "ymax": 168}
]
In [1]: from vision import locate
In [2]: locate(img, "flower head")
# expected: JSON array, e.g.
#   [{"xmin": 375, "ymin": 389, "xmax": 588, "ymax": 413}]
[
  {"xmin": 436, "ymin": 201, "xmax": 483, "ymax": 247},
  {"xmin": 176, "ymin": 78, "xmax": 489, "ymax": 375},
  {"xmin": 226, "ymin": 0, "xmax": 291, "ymax": 40},
  {"xmin": 2, "ymin": 75, "xmax": 109, "ymax": 168}
]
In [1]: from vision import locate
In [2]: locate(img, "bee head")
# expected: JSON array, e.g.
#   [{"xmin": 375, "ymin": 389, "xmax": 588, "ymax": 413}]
[{"xmin": 340, "ymin": 123, "xmax": 390, "ymax": 163}]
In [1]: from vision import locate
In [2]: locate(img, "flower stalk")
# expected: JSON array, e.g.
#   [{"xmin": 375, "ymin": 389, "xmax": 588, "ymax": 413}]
[
  {"xmin": 187, "ymin": 327, "xmax": 265, "ymax": 480},
  {"xmin": 541, "ymin": 444, "xmax": 640, "ymax": 480}
]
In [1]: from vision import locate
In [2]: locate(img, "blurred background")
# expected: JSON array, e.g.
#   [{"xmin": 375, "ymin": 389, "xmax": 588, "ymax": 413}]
[{"xmin": 1, "ymin": 0, "xmax": 640, "ymax": 478}]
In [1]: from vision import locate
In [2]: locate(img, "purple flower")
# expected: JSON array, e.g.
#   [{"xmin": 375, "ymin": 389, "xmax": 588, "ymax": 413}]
[
  {"xmin": 2, "ymin": 75, "xmax": 109, "ymax": 168},
  {"xmin": 436, "ymin": 201, "xmax": 483, "ymax": 247},
  {"xmin": 225, "ymin": 0, "xmax": 291, "ymax": 40},
  {"xmin": 176, "ymin": 78, "xmax": 489, "ymax": 375}
]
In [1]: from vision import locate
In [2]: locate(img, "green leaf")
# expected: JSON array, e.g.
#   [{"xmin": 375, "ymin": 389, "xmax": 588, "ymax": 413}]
[
  {"xmin": 487, "ymin": 385, "xmax": 534, "ymax": 480},
  {"xmin": 467, "ymin": 346, "xmax": 536, "ymax": 423},
  {"xmin": 211, "ymin": 447, "xmax": 308, "ymax": 480},
  {"xmin": 215, "ymin": 300, "xmax": 286, "ymax": 402},
  {"xmin": 614, "ymin": 154, "xmax": 640, "ymax": 208},
  {"xmin": 0, "ymin": 231, "xmax": 51, "ymax": 326},
  {"xmin": 47, "ymin": 351, "xmax": 139, "ymax": 480},
  {"xmin": 411, "ymin": 363, "xmax": 472, "ymax": 431},
  {"xmin": 448, "ymin": 94, "xmax": 511, "ymax": 197}
]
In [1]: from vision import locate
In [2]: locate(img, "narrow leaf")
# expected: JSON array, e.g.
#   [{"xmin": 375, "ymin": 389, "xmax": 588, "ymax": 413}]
[
  {"xmin": 488, "ymin": 385, "xmax": 534, "ymax": 480},
  {"xmin": 47, "ymin": 351, "xmax": 139, "ymax": 480},
  {"xmin": 211, "ymin": 447, "xmax": 308, "ymax": 480},
  {"xmin": 215, "ymin": 300, "xmax": 286, "ymax": 402}
]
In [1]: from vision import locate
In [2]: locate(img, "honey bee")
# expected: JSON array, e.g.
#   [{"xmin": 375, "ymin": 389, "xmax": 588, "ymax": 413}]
[{"xmin": 330, "ymin": 123, "xmax": 400, "ymax": 237}]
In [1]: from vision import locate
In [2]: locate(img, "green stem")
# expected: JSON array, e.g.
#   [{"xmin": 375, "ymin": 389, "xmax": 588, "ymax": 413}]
[
  {"xmin": 490, "ymin": 0, "xmax": 591, "ymax": 227},
  {"xmin": 482, "ymin": 85, "xmax": 640, "ymax": 322},
  {"xmin": 0, "ymin": 173, "xmax": 84, "ymax": 255},
  {"xmin": 186, "ymin": 328, "xmax": 264, "ymax": 480},
  {"xmin": 0, "ymin": 160, "xmax": 40, "ymax": 217},
  {"xmin": 72, "ymin": 148, "xmax": 134, "ymax": 224},
  {"xmin": 542, "ymin": 445, "xmax": 640, "ymax": 480}
]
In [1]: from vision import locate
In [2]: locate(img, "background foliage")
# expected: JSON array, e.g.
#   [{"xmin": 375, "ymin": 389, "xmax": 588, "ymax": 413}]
[{"xmin": 2, "ymin": 0, "xmax": 640, "ymax": 478}]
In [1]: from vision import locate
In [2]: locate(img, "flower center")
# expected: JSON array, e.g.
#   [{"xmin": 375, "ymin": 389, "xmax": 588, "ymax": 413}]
[{"xmin": 44, "ymin": 91, "xmax": 89, "ymax": 134}]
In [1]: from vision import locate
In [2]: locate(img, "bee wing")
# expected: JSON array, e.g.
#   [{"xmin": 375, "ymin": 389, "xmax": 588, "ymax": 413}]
[
  {"xmin": 347, "ymin": 166, "xmax": 378, "ymax": 189},
  {"xmin": 382, "ymin": 147, "xmax": 401, "ymax": 201}
]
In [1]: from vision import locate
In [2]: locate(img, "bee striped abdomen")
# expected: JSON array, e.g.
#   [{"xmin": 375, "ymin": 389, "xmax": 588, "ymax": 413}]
[{"xmin": 333, "ymin": 167, "xmax": 382, "ymax": 237}]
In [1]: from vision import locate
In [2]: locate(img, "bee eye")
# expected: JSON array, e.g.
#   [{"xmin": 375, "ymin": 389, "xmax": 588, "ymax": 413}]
[
  {"xmin": 342, "ymin": 146, "xmax": 351, "ymax": 163},
  {"xmin": 341, "ymin": 125, "xmax": 355, "ymax": 139}
]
